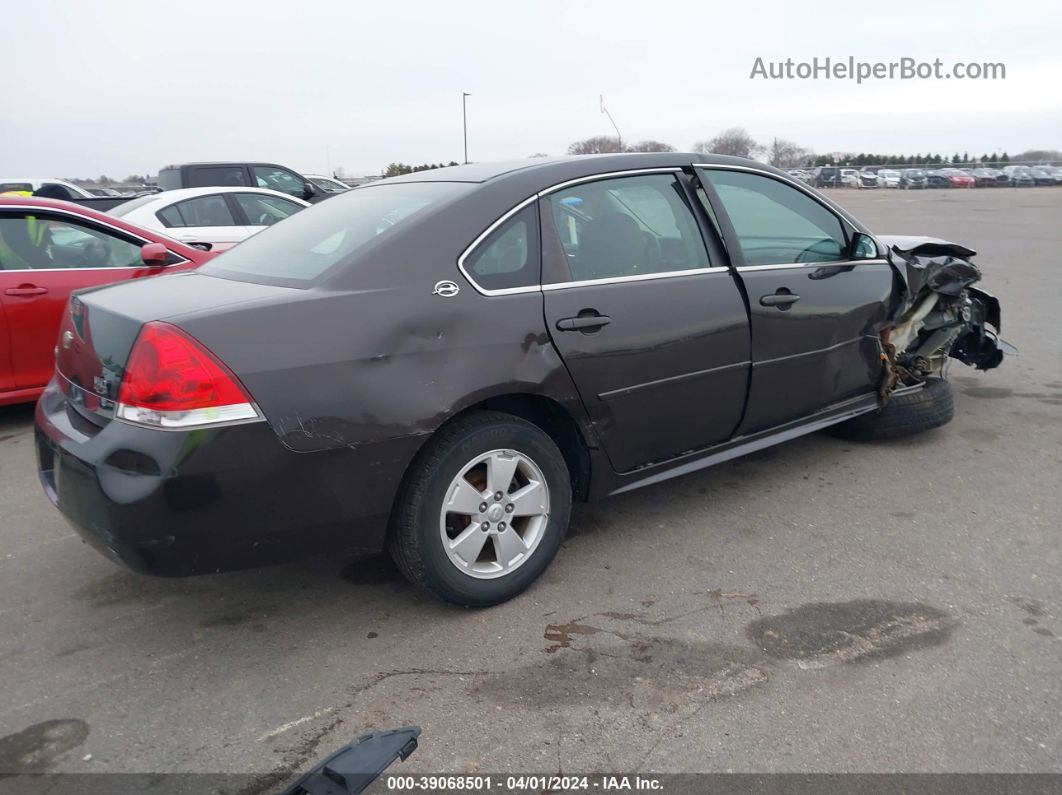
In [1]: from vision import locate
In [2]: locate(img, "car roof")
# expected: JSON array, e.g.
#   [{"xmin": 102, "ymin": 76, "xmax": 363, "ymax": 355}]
[
  {"xmin": 381, "ymin": 152, "xmax": 778, "ymax": 186},
  {"xmin": 160, "ymin": 161, "xmax": 294, "ymax": 170}
]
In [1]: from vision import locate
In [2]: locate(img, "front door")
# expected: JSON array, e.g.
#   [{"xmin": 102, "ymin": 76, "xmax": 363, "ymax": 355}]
[
  {"xmin": 540, "ymin": 171, "xmax": 750, "ymax": 473},
  {"xmin": 0, "ymin": 210, "xmax": 170, "ymax": 390},
  {"xmin": 696, "ymin": 167, "xmax": 895, "ymax": 435}
]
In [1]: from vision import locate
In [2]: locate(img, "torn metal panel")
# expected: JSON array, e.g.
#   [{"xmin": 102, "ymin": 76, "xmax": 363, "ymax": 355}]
[{"xmin": 876, "ymin": 234, "xmax": 1010, "ymax": 396}]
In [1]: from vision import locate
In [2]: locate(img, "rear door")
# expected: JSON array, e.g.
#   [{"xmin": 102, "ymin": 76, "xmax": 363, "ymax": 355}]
[
  {"xmin": 539, "ymin": 170, "xmax": 750, "ymax": 473},
  {"xmin": 0, "ymin": 210, "xmax": 180, "ymax": 390},
  {"xmin": 155, "ymin": 194, "xmax": 250, "ymax": 251},
  {"xmin": 696, "ymin": 167, "xmax": 894, "ymax": 435}
]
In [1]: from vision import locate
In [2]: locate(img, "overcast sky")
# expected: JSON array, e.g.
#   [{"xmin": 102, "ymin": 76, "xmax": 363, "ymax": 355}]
[{"xmin": 4, "ymin": 0, "xmax": 1059, "ymax": 178}]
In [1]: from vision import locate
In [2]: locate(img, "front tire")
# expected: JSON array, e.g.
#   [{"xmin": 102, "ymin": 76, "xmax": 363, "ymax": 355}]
[
  {"xmin": 388, "ymin": 411, "xmax": 572, "ymax": 607},
  {"xmin": 829, "ymin": 378, "xmax": 955, "ymax": 441}
]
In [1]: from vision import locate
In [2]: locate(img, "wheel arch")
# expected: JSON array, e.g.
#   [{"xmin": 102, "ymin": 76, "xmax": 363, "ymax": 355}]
[{"xmin": 394, "ymin": 392, "xmax": 594, "ymax": 511}]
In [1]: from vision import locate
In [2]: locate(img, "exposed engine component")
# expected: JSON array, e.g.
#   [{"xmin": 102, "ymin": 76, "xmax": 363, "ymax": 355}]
[{"xmin": 876, "ymin": 236, "xmax": 1010, "ymax": 397}]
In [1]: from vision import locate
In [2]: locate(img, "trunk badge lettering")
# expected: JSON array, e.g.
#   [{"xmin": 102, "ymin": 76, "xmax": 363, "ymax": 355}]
[{"xmin": 432, "ymin": 280, "xmax": 460, "ymax": 297}]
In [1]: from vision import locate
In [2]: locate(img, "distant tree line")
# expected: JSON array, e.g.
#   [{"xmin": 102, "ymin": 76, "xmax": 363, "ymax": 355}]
[
  {"xmin": 382, "ymin": 161, "xmax": 460, "ymax": 177},
  {"xmin": 563, "ymin": 129, "xmax": 1060, "ymax": 168},
  {"xmin": 66, "ymin": 174, "xmax": 152, "ymax": 186}
]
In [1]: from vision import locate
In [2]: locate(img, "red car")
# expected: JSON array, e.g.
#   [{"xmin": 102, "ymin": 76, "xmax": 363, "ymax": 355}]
[
  {"xmin": 0, "ymin": 197, "xmax": 213, "ymax": 406},
  {"xmin": 940, "ymin": 169, "xmax": 976, "ymax": 188}
]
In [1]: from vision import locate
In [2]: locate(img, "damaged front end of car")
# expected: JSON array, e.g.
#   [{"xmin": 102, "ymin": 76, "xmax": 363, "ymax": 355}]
[{"xmin": 877, "ymin": 236, "xmax": 1014, "ymax": 396}]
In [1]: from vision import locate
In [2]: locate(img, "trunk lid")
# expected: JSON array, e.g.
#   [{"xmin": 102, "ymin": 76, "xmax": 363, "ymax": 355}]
[{"xmin": 55, "ymin": 271, "xmax": 295, "ymax": 427}]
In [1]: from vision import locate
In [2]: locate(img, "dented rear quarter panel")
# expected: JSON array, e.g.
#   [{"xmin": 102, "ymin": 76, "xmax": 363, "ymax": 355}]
[{"xmin": 167, "ymin": 182, "xmax": 598, "ymax": 518}]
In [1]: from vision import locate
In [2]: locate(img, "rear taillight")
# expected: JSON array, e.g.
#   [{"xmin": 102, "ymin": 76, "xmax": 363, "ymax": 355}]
[{"xmin": 116, "ymin": 321, "xmax": 259, "ymax": 429}]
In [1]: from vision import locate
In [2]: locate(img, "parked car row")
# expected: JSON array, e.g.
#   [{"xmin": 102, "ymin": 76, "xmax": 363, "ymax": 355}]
[{"xmin": 788, "ymin": 164, "xmax": 1062, "ymax": 189}]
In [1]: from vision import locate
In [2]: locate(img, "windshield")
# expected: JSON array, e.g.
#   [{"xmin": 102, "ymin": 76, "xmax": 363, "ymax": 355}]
[
  {"xmin": 310, "ymin": 177, "xmax": 349, "ymax": 193},
  {"xmin": 201, "ymin": 181, "xmax": 471, "ymax": 285}
]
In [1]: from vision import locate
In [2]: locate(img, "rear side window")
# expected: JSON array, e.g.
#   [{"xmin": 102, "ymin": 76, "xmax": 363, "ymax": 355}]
[
  {"xmin": 462, "ymin": 204, "xmax": 539, "ymax": 291},
  {"xmin": 702, "ymin": 169, "xmax": 847, "ymax": 266},
  {"xmin": 158, "ymin": 195, "xmax": 237, "ymax": 228},
  {"xmin": 201, "ymin": 182, "xmax": 471, "ymax": 285},
  {"xmin": 188, "ymin": 167, "xmax": 248, "ymax": 188}
]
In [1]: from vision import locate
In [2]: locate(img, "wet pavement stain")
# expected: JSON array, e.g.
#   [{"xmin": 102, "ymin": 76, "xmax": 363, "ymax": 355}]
[
  {"xmin": 1006, "ymin": 594, "xmax": 1048, "ymax": 617},
  {"xmin": 544, "ymin": 621, "xmax": 603, "ymax": 653},
  {"xmin": 0, "ymin": 719, "xmax": 89, "ymax": 773},
  {"xmin": 747, "ymin": 599, "xmax": 956, "ymax": 669},
  {"xmin": 479, "ymin": 630, "xmax": 768, "ymax": 711}
]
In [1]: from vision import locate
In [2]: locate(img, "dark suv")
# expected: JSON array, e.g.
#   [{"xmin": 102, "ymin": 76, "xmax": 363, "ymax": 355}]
[
  {"xmin": 813, "ymin": 166, "xmax": 842, "ymax": 188},
  {"xmin": 35, "ymin": 154, "xmax": 1008, "ymax": 606},
  {"xmin": 157, "ymin": 162, "xmax": 328, "ymax": 203}
]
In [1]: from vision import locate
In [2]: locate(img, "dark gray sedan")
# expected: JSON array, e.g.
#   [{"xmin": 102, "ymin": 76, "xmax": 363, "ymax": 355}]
[{"xmin": 35, "ymin": 153, "xmax": 1007, "ymax": 606}]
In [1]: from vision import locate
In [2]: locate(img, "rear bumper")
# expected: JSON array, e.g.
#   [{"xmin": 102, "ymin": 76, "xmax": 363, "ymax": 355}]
[{"xmin": 34, "ymin": 379, "xmax": 392, "ymax": 575}]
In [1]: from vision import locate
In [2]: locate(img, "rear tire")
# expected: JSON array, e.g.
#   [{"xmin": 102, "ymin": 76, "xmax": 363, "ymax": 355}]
[
  {"xmin": 388, "ymin": 411, "xmax": 571, "ymax": 607},
  {"xmin": 829, "ymin": 378, "xmax": 954, "ymax": 441}
]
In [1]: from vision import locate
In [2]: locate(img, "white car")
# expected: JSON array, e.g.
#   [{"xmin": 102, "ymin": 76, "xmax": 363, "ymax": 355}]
[
  {"xmin": 305, "ymin": 174, "xmax": 351, "ymax": 194},
  {"xmin": 877, "ymin": 169, "xmax": 902, "ymax": 188},
  {"xmin": 109, "ymin": 187, "xmax": 309, "ymax": 251},
  {"xmin": 0, "ymin": 178, "xmax": 93, "ymax": 200}
]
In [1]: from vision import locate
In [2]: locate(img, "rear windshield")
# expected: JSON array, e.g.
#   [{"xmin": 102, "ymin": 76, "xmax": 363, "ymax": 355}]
[
  {"xmin": 108, "ymin": 194, "xmax": 161, "ymax": 217},
  {"xmin": 201, "ymin": 182, "xmax": 470, "ymax": 285}
]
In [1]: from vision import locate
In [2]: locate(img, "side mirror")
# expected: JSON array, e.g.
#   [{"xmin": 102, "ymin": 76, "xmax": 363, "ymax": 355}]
[
  {"xmin": 140, "ymin": 242, "xmax": 170, "ymax": 266},
  {"xmin": 302, "ymin": 182, "xmax": 317, "ymax": 200},
  {"xmin": 849, "ymin": 232, "xmax": 879, "ymax": 260}
]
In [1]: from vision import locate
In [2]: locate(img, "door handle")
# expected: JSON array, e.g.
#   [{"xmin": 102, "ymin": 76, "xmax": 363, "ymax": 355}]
[
  {"xmin": 556, "ymin": 314, "xmax": 611, "ymax": 332},
  {"xmin": 759, "ymin": 292, "xmax": 800, "ymax": 308},
  {"xmin": 5, "ymin": 286, "xmax": 48, "ymax": 297}
]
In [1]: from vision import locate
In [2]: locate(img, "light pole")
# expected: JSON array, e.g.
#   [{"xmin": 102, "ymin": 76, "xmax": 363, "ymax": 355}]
[
  {"xmin": 462, "ymin": 92, "xmax": 471, "ymax": 164},
  {"xmin": 600, "ymin": 94, "xmax": 622, "ymax": 150}
]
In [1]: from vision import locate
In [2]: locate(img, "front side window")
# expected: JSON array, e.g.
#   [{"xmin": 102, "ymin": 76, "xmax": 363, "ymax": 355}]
[
  {"xmin": 187, "ymin": 166, "xmax": 248, "ymax": 188},
  {"xmin": 234, "ymin": 193, "xmax": 305, "ymax": 226},
  {"xmin": 544, "ymin": 173, "xmax": 710, "ymax": 282},
  {"xmin": 158, "ymin": 195, "xmax": 237, "ymax": 228},
  {"xmin": 463, "ymin": 204, "xmax": 539, "ymax": 290},
  {"xmin": 253, "ymin": 167, "xmax": 306, "ymax": 197},
  {"xmin": 0, "ymin": 213, "xmax": 142, "ymax": 270},
  {"xmin": 702, "ymin": 170, "xmax": 847, "ymax": 266}
]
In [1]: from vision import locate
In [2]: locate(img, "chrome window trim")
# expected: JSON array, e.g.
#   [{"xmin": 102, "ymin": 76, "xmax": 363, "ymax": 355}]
[
  {"xmin": 457, "ymin": 168, "xmax": 686, "ymax": 297},
  {"xmin": 0, "ymin": 205, "xmax": 191, "ymax": 269},
  {"xmin": 456, "ymin": 194, "xmax": 540, "ymax": 297},
  {"xmin": 736, "ymin": 258, "xmax": 887, "ymax": 273},
  {"xmin": 542, "ymin": 267, "xmax": 730, "ymax": 291},
  {"xmin": 536, "ymin": 167, "xmax": 683, "ymax": 197}
]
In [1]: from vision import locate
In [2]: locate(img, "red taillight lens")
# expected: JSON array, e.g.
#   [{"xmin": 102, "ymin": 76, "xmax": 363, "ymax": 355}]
[{"xmin": 116, "ymin": 322, "xmax": 258, "ymax": 428}]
